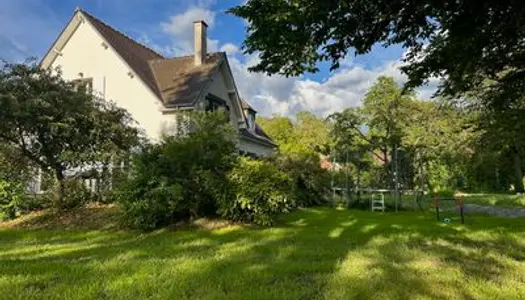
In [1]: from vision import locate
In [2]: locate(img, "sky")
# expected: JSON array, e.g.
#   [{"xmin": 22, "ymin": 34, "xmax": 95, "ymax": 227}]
[{"xmin": 0, "ymin": 0, "xmax": 439, "ymax": 117}]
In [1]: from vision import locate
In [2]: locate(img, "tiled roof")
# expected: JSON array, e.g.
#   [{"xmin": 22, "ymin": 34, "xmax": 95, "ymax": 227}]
[{"xmin": 149, "ymin": 53, "xmax": 223, "ymax": 106}]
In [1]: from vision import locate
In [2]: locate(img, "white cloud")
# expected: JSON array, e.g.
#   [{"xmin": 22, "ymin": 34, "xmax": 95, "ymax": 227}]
[
  {"xmin": 159, "ymin": 4, "xmax": 439, "ymax": 118},
  {"xmin": 229, "ymin": 54, "xmax": 440, "ymax": 118},
  {"xmin": 220, "ymin": 43, "xmax": 239, "ymax": 55},
  {"xmin": 161, "ymin": 6, "xmax": 217, "ymax": 55}
]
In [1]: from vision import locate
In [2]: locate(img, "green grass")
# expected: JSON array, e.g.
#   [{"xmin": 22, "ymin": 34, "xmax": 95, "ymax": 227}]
[
  {"xmin": 354, "ymin": 192, "xmax": 525, "ymax": 209},
  {"xmin": 462, "ymin": 193, "xmax": 525, "ymax": 208},
  {"xmin": 1, "ymin": 208, "xmax": 525, "ymax": 299}
]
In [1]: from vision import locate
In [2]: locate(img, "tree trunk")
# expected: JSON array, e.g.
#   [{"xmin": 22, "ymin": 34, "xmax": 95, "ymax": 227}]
[
  {"xmin": 55, "ymin": 170, "xmax": 66, "ymax": 209},
  {"xmin": 356, "ymin": 168, "xmax": 361, "ymax": 205},
  {"xmin": 512, "ymin": 148, "xmax": 524, "ymax": 193},
  {"xmin": 382, "ymin": 148, "xmax": 390, "ymax": 188},
  {"xmin": 424, "ymin": 162, "xmax": 433, "ymax": 193}
]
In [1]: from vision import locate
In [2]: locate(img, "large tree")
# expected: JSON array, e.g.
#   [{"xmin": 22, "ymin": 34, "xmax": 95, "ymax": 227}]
[
  {"xmin": 328, "ymin": 77, "xmax": 415, "ymax": 187},
  {"xmin": 471, "ymin": 99, "xmax": 525, "ymax": 192},
  {"xmin": 0, "ymin": 62, "xmax": 139, "ymax": 207},
  {"xmin": 230, "ymin": 0, "xmax": 525, "ymax": 105},
  {"xmin": 402, "ymin": 100, "xmax": 477, "ymax": 191}
]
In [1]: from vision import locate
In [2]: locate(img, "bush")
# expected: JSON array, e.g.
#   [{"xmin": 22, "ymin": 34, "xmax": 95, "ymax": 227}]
[
  {"xmin": 120, "ymin": 181, "xmax": 184, "ymax": 230},
  {"xmin": 0, "ymin": 179, "xmax": 24, "ymax": 220},
  {"xmin": 46, "ymin": 179, "xmax": 97, "ymax": 210},
  {"xmin": 273, "ymin": 152, "xmax": 331, "ymax": 207},
  {"xmin": 219, "ymin": 157, "xmax": 295, "ymax": 226},
  {"xmin": 18, "ymin": 194, "xmax": 52, "ymax": 212},
  {"xmin": 118, "ymin": 111, "xmax": 237, "ymax": 230},
  {"xmin": 435, "ymin": 189, "xmax": 456, "ymax": 198}
]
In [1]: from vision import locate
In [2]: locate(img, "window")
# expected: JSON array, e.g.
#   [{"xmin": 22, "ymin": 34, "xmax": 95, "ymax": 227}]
[
  {"xmin": 205, "ymin": 94, "xmax": 230, "ymax": 120},
  {"xmin": 72, "ymin": 78, "xmax": 93, "ymax": 94},
  {"xmin": 247, "ymin": 113, "xmax": 255, "ymax": 131}
]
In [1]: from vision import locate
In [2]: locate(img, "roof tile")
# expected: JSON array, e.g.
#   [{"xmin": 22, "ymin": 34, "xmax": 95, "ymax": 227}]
[{"xmin": 149, "ymin": 53, "xmax": 223, "ymax": 106}]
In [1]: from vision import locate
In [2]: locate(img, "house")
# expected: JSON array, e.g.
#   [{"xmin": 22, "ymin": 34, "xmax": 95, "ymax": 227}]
[{"xmin": 40, "ymin": 8, "xmax": 276, "ymax": 157}]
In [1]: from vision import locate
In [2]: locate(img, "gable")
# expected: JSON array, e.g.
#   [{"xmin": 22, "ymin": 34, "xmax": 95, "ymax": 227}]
[
  {"xmin": 199, "ymin": 59, "xmax": 246, "ymax": 127},
  {"xmin": 42, "ymin": 12, "xmax": 171, "ymax": 140},
  {"xmin": 41, "ymin": 9, "xmax": 239, "ymax": 112},
  {"xmin": 42, "ymin": 10, "xmax": 163, "ymax": 101},
  {"xmin": 80, "ymin": 10, "xmax": 164, "ymax": 99}
]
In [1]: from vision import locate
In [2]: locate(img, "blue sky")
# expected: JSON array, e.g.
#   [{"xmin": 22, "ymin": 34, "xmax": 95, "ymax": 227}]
[{"xmin": 0, "ymin": 0, "xmax": 434, "ymax": 117}]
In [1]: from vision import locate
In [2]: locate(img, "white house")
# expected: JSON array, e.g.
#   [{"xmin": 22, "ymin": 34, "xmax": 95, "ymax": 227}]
[{"xmin": 40, "ymin": 8, "xmax": 276, "ymax": 157}]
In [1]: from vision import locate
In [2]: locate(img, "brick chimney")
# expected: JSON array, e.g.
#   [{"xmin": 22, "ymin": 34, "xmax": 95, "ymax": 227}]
[{"xmin": 194, "ymin": 20, "xmax": 208, "ymax": 66}]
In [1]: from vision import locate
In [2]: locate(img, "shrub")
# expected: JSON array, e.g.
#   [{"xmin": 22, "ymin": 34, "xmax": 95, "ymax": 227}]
[
  {"xmin": 0, "ymin": 179, "xmax": 24, "ymax": 220},
  {"xmin": 18, "ymin": 194, "xmax": 52, "ymax": 212},
  {"xmin": 273, "ymin": 152, "xmax": 331, "ymax": 207},
  {"xmin": 219, "ymin": 157, "xmax": 295, "ymax": 226},
  {"xmin": 435, "ymin": 189, "xmax": 456, "ymax": 198},
  {"xmin": 118, "ymin": 111, "xmax": 237, "ymax": 230},
  {"xmin": 120, "ymin": 181, "xmax": 184, "ymax": 230},
  {"xmin": 46, "ymin": 179, "xmax": 96, "ymax": 210}
]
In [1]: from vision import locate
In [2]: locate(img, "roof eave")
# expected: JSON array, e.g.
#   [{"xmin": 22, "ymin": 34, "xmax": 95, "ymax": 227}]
[{"xmin": 240, "ymin": 130, "xmax": 277, "ymax": 148}]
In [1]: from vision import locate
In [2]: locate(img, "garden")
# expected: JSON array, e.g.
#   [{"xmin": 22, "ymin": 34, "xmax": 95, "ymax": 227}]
[{"xmin": 3, "ymin": 0, "xmax": 525, "ymax": 296}]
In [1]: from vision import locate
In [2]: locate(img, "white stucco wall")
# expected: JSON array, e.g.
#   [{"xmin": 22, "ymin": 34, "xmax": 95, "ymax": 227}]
[{"xmin": 49, "ymin": 18, "xmax": 171, "ymax": 141}]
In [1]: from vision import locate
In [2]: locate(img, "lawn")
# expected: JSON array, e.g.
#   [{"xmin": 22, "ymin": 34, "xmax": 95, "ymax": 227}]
[
  {"xmin": 1, "ymin": 208, "xmax": 525, "ymax": 299},
  {"xmin": 354, "ymin": 192, "xmax": 525, "ymax": 210},
  {"xmin": 462, "ymin": 193, "xmax": 525, "ymax": 208}
]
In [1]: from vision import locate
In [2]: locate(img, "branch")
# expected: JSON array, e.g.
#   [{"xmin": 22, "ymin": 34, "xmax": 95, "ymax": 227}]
[
  {"xmin": 348, "ymin": 123, "xmax": 386, "ymax": 163},
  {"xmin": 0, "ymin": 132, "xmax": 46, "ymax": 169}
]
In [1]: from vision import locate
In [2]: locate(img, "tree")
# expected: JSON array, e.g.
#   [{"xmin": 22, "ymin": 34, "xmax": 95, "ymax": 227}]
[
  {"xmin": 257, "ymin": 111, "xmax": 330, "ymax": 156},
  {"xmin": 473, "ymin": 101, "xmax": 525, "ymax": 192},
  {"xmin": 328, "ymin": 76, "xmax": 478, "ymax": 191},
  {"xmin": 0, "ymin": 62, "xmax": 139, "ymax": 207},
  {"xmin": 0, "ymin": 142, "xmax": 34, "ymax": 185},
  {"xmin": 361, "ymin": 76, "xmax": 414, "ymax": 168},
  {"xmin": 230, "ymin": 0, "xmax": 525, "ymax": 105},
  {"xmin": 328, "ymin": 77, "xmax": 415, "ymax": 188},
  {"xmin": 258, "ymin": 112, "xmax": 332, "ymax": 206},
  {"xmin": 257, "ymin": 115, "xmax": 295, "ymax": 147},
  {"xmin": 402, "ymin": 100, "xmax": 477, "ymax": 191},
  {"xmin": 328, "ymin": 107, "xmax": 372, "ymax": 192},
  {"xmin": 294, "ymin": 111, "xmax": 331, "ymax": 155}
]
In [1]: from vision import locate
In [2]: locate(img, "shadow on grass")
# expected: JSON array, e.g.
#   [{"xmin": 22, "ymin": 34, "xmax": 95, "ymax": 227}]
[{"xmin": 1, "ymin": 208, "xmax": 525, "ymax": 299}]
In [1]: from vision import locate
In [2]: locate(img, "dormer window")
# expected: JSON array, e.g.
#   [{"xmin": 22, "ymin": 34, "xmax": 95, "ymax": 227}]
[
  {"xmin": 247, "ymin": 112, "xmax": 255, "ymax": 131},
  {"xmin": 241, "ymin": 99, "xmax": 258, "ymax": 132}
]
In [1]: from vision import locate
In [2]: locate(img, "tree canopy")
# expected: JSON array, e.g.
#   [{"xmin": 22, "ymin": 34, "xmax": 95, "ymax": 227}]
[
  {"xmin": 230, "ymin": 0, "xmax": 525, "ymax": 105},
  {"xmin": 327, "ymin": 76, "xmax": 481, "ymax": 191},
  {"xmin": 257, "ymin": 111, "xmax": 331, "ymax": 157},
  {"xmin": 0, "ymin": 62, "xmax": 139, "ymax": 206}
]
